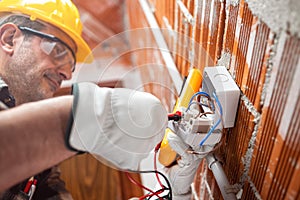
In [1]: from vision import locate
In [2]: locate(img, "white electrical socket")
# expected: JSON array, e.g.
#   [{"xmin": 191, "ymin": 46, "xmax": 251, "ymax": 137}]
[
  {"xmin": 172, "ymin": 121, "xmax": 222, "ymax": 147},
  {"xmin": 188, "ymin": 117, "xmax": 212, "ymax": 133},
  {"xmin": 201, "ymin": 66, "xmax": 240, "ymax": 128},
  {"xmin": 184, "ymin": 131, "xmax": 223, "ymax": 147}
]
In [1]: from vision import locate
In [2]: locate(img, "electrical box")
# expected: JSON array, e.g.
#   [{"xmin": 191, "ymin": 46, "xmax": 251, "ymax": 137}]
[{"xmin": 201, "ymin": 66, "xmax": 240, "ymax": 128}]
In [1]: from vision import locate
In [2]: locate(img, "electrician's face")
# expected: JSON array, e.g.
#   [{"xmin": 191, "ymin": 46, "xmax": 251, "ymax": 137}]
[{"xmin": 0, "ymin": 22, "xmax": 76, "ymax": 105}]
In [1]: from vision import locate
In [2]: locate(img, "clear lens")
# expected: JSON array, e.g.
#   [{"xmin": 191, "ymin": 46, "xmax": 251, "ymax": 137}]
[{"xmin": 40, "ymin": 38, "xmax": 75, "ymax": 71}]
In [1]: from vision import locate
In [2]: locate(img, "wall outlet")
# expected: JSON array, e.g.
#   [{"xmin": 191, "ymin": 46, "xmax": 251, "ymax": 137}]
[{"xmin": 201, "ymin": 66, "xmax": 240, "ymax": 128}]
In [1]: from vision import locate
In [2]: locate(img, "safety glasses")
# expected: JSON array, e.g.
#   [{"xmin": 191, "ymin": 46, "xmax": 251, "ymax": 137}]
[{"xmin": 18, "ymin": 26, "xmax": 76, "ymax": 72}]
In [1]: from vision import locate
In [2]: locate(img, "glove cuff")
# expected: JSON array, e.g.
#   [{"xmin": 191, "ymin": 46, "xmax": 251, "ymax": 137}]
[{"xmin": 65, "ymin": 83, "xmax": 84, "ymax": 152}]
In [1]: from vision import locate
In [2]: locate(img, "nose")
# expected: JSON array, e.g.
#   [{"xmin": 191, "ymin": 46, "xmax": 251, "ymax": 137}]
[{"xmin": 57, "ymin": 63, "xmax": 73, "ymax": 80}]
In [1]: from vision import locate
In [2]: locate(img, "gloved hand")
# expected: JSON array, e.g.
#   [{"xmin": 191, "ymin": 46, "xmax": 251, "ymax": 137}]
[
  {"xmin": 66, "ymin": 82, "xmax": 168, "ymax": 171},
  {"xmin": 165, "ymin": 122, "xmax": 214, "ymax": 200}
]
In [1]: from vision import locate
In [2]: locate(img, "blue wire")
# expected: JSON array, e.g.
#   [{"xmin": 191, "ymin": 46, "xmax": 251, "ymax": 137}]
[
  {"xmin": 186, "ymin": 91, "xmax": 211, "ymax": 111},
  {"xmin": 188, "ymin": 91, "xmax": 210, "ymax": 105},
  {"xmin": 186, "ymin": 101, "xmax": 202, "ymax": 111},
  {"xmin": 213, "ymin": 92, "xmax": 223, "ymax": 116},
  {"xmin": 199, "ymin": 118, "xmax": 221, "ymax": 146},
  {"xmin": 199, "ymin": 92, "xmax": 223, "ymax": 146}
]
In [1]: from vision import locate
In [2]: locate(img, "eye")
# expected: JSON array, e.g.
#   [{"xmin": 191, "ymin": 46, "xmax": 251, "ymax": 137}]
[
  {"xmin": 40, "ymin": 38, "xmax": 75, "ymax": 69},
  {"xmin": 52, "ymin": 42, "xmax": 68, "ymax": 58},
  {"xmin": 40, "ymin": 39, "xmax": 68, "ymax": 58},
  {"xmin": 40, "ymin": 39, "xmax": 56, "ymax": 55}
]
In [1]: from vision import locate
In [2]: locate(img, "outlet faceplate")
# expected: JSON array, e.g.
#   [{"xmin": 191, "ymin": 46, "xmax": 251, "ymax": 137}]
[{"xmin": 201, "ymin": 66, "xmax": 240, "ymax": 128}]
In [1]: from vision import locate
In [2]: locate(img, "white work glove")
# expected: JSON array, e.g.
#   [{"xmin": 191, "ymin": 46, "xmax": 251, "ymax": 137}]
[
  {"xmin": 165, "ymin": 122, "xmax": 214, "ymax": 200},
  {"xmin": 66, "ymin": 82, "xmax": 167, "ymax": 171}
]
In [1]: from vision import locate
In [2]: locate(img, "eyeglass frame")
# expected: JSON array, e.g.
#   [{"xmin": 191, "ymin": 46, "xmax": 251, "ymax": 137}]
[{"xmin": 18, "ymin": 26, "xmax": 77, "ymax": 72}]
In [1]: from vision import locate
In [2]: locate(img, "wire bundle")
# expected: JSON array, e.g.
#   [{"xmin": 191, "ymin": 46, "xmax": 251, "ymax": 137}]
[
  {"xmin": 186, "ymin": 91, "xmax": 223, "ymax": 146},
  {"xmin": 126, "ymin": 143, "xmax": 172, "ymax": 200}
]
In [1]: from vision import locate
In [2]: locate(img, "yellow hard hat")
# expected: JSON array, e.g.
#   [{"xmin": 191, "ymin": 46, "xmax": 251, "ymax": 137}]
[{"xmin": 0, "ymin": 0, "xmax": 93, "ymax": 63}]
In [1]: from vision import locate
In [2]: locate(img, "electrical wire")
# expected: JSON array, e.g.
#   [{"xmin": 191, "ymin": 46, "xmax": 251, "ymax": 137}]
[
  {"xmin": 186, "ymin": 101, "xmax": 203, "ymax": 116},
  {"xmin": 125, "ymin": 172, "xmax": 156, "ymax": 195},
  {"xmin": 188, "ymin": 91, "xmax": 210, "ymax": 106},
  {"xmin": 140, "ymin": 189, "xmax": 165, "ymax": 200},
  {"xmin": 199, "ymin": 119, "xmax": 221, "ymax": 146},
  {"xmin": 199, "ymin": 111, "xmax": 214, "ymax": 118},
  {"xmin": 125, "ymin": 142, "xmax": 172, "ymax": 200},
  {"xmin": 199, "ymin": 92, "xmax": 223, "ymax": 146},
  {"xmin": 195, "ymin": 94, "xmax": 214, "ymax": 112},
  {"xmin": 186, "ymin": 92, "xmax": 211, "ymax": 111},
  {"xmin": 186, "ymin": 92, "xmax": 214, "ymax": 119},
  {"xmin": 213, "ymin": 92, "xmax": 223, "ymax": 116},
  {"xmin": 154, "ymin": 143, "xmax": 164, "ymax": 188},
  {"xmin": 187, "ymin": 131, "xmax": 226, "ymax": 155},
  {"xmin": 126, "ymin": 170, "xmax": 172, "ymax": 200},
  {"xmin": 140, "ymin": 170, "xmax": 172, "ymax": 200},
  {"xmin": 199, "ymin": 102, "xmax": 213, "ymax": 109}
]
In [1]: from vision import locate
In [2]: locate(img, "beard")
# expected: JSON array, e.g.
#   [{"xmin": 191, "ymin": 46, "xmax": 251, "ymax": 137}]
[{"xmin": 1, "ymin": 42, "xmax": 53, "ymax": 105}]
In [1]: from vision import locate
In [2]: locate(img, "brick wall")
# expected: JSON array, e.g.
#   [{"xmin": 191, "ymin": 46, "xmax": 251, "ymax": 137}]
[{"xmin": 126, "ymin": 0, "xmax": 300, "ymax": 199}]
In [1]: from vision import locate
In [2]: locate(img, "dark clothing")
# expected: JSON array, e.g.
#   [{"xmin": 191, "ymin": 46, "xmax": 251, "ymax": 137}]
[
  {"xmin": 0, "ymin": 78, "xmax": 73, "ymax": 200},
  {"xmin": 0, "ymin": 167, "xmax": 73, "ymax": 200},
  {"xmin": 0, "ymin": 78, "xmax": 15, "ymax": 109}
]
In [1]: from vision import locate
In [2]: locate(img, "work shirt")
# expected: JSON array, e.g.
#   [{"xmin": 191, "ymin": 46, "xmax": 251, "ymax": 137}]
[{"xmin": 0, "ymin": 77, "xmax": 73, "ymax": 200}]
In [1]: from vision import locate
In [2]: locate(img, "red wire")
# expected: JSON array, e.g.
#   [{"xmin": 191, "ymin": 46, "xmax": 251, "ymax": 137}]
[
  {"xmin": 139, "ymin": 189, "xmax": 164, "ymax": 200},
  {"xmin": 125, "ymin": 172, "xmax": 154, "ymax": 193},
  {"xmin": 126, "ymin": 142, "xmax": 166, "ymax": 200},
  {"xmin": 154, "ymin": 143, "xmax": 164, "ymax": 188},
  {"xmin": 125, "ymin": 172, "xmax": 163, "ymax": 200}
]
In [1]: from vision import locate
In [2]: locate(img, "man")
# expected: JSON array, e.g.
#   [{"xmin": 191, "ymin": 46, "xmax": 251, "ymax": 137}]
[
  {"xmin": 0, "ymin": 1, "xmax": 206, "ymax": 200},
  {"xmin": 0, "ymin": 0, "xmax": 168, "ymax": 199},
  {"xmin": 0, "ymin": 2, "xmax": 83, "ymax": 199},
  {"xmin": 0, "ymin": 0, "xmax": 90, "ymax": 117},
  {"xmin": 0, "ymin": 0, "xmax": 91, "ymax": 199}
]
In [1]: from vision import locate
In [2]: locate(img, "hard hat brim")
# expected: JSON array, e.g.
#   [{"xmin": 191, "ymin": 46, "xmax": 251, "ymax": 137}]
[{"xmin": 0, "ymin": 5, "xmax": 94, "ymax": 64}]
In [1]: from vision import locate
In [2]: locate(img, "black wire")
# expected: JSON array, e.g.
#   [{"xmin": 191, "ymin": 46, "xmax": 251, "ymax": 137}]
[
  {"xmin": 144, "ymin": 188, "xmax": 170, "ymax": 200},
  {"xmin": 178, "ymin": 76, "xmax": 187, "ymax": 98},
  {"xmin": 131, "ymin": 170, "xmax": 173, "ymax": 200}
]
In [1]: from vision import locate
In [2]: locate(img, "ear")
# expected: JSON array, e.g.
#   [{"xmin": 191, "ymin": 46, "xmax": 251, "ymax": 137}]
[{"xmin": 0, "ymin": 23, "xmax": 22, "ymax": 56}]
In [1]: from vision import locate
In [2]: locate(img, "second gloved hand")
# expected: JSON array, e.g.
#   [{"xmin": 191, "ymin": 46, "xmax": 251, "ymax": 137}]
[
  {"xmin": 66, "ymin": 82, "xmax": 168, "ymax": 171},
  {"xmin": 165, "ymin": 123, "xmax": 214, "ymax": 200}
]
